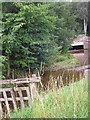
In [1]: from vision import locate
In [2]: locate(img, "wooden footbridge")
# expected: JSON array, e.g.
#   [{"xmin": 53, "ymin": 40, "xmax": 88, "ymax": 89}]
[{"xmin": 0, "ymin": 76, "xmax": 41, "ymax": 118}]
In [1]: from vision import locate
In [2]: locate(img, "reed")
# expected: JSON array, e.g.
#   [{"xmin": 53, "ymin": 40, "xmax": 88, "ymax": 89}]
[{"xmin": 10, "ymin": 78, "xmax": 88, "ymax": 118}]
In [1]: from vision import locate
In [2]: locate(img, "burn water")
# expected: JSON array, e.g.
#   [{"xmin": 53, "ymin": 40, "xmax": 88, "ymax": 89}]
[
  {"xmin": 40, "ymin": 68, "xmax": 84, "ymax": 90},
  {"xmin": 1, "ymin": 67, "xmax": 85, "ymax": 114}
]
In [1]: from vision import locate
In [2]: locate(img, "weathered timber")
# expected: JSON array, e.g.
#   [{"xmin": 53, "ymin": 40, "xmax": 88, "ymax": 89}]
[
  {"xmin": 14, "ymin": 87, "xmax": 31, "ymax": 109},
  {"xmin": 25, "ymin": 87, "xmax": 31, "ymax": 107},
  {"xmin": 0, "ymin": 86, "xmax": 32, "ymax": 115},
  {"xmin": 10, "ymin": 89, "xmax": 17, "ymax": 111},
  {"xmin": 0, "ymin": 101, "xmax": 3, "ymax": 117},
  {"xmin": 69, "ymin": 64, "xmax": 90, "ymax": 71},
  {"xmin": 0, "ymin": 76, "xmax": 41, "ymax": 117},
  {"xmin": 0, "ymin": 77, "xmax": 41, "ymax": 85},
  {"xmin": 17, "ymin": 87, "xmax": 25, "ymax": 109},
  {"xmin": 68, "ymin": 35, "xmax": 90, "ymax": 65},
  {"xmin": 3, "ymin": 89, "xmax": 10, "ymax": 114}
]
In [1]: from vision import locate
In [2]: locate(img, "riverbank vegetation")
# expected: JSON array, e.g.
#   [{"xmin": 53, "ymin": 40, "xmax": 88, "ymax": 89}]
[
  {"xmin": 1, "ymin": 2, "xmax": 89, "ymax": 119},
  {"xmin": 50, "ymin": 54, "xmax": 79, "ymax": 71},
  {"xmin": 11, "ymin": 78, "xmax": 88, "ymax": 118},
  {"xmin": 1, "ymin": 2, "xmax": 88, "ymax": 79}
]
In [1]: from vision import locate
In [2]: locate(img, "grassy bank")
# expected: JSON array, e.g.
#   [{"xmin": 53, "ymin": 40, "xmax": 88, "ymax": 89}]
[
  {"xmin": 11, "ymin": 78, "xmax": 88, "ymax": 118},
  {"xmin": 50, "ymin": 53, "xmax": 79, "ymax": 71}
]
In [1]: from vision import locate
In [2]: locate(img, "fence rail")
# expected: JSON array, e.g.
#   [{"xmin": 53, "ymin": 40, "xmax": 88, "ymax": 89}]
[
  {"xmin": 0, "ymin": 77, "xmax": 41, "ymax": 85},
  {"xmin": 0, "ymin": 77, "xmax": 41, "ymax": 118}
]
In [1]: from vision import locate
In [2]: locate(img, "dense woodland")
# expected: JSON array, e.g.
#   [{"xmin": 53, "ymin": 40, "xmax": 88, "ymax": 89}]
[{"xmin": 1, "ymin": 2, "xmax": 89, "ymax": 79}]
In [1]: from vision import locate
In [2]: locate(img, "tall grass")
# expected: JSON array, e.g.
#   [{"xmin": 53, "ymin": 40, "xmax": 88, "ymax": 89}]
[{"xmin": 11, "ymin": 78, "xmax": 88, "ymax": 118}]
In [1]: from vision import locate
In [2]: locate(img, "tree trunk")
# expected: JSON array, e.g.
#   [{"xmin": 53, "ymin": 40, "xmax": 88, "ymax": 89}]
[
  {"xmin": 28, "ymin": 64, "xmax": 31, "ymax": 78},
  {"xmin": 12, "ymin": 69, "xmax": 14, "ymax": 79},
  {"xmin": 84, "ymin": 17, "xmax": 87, "ymax": 36},
  {"xmin": 7, "ymin": 56, "xmax": 10, "ymax": 79}
]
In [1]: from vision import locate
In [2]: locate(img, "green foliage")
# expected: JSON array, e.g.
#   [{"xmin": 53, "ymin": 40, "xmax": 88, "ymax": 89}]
[
  {"xmin": 2, "ymin": 3, "xmax": 58, "ymax": 74},
  {"xmin": 49, "ymin": 3, "xmax": 82, "ymax": 53},
  {"xmin": 2, "ymin": 2, "xmax": 83, "ymax": 78},
  {"xmin": 0, "ymin": 55, "xmax": 7, "ymax": 79},
  {"xmin": 51, "ymin": 54, "xmax": 79, "ymax": 70},
  {"xmin": 11, "ymin": 79, "xmax": 88, "ymax": 118},
  {"xmin": 71, "ymin": 2, "xmax": 88, "ymax": 35}
]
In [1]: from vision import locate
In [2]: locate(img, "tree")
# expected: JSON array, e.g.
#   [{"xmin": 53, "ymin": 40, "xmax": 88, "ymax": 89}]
[
  {"xmin": 2, "ymin": 3, "xmax": 58, "ymax": 78},
  {"xmin": 49, "ymin": 3, "xmax": 82, "ymax": 52},
  {"xmin": 71, "ymin": 2, "xmax": 88, "ymax": 35},
  {"xmin": 2, "ymin": 2, "xmax": 83, "ymax": 79}
]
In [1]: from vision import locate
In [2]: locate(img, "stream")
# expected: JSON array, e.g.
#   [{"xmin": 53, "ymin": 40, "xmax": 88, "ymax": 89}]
[{"xmin": 41, "ymin": 67, "xmax": 84, "ymax": 90}]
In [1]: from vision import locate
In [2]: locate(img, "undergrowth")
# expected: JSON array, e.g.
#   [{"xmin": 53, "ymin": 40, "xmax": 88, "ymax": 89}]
[{"xmin": 11, "ymin": 78, "xmax": 88, "ymax": 118}]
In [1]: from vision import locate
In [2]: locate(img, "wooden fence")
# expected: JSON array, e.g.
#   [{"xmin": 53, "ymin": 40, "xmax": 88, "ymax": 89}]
[{"xmin": 0, "ymin": 76, "xmax": 41, "ymax": 118}]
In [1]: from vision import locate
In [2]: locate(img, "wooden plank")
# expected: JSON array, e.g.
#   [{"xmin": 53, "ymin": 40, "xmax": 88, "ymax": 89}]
[
  {"xmin": 14, "ymin": 87, "xmax": 29, "ymax": 91},
  {"xmin": 13, "ymin": 80, "xmax": 40, "ymax": 84},
  {"xmin": 16, "ymin": 97, "xmax": 28, "ymax": 101},
  {"xmin": 17, "ymin": 87, "xmax": 29, "ymax": 90},
  {"xmin": 0, "ymin": 88, "xmax": 12, "ymax": 92},
  {"xmin": 3, "ymin": 90, "xmax": 10, "ymax": 114},
  {"xmin": 0, "ymin": 77, "xmax": 41, "ymax": 85},
  {"xmin": 0, "ymin": 98, "xmax": 5, "ymax": 101},
  {"xmin": 14, "ymin": 87, "xmax": 31, "ymax": 91},
  {"xmin": 68, "ymin": 49, "xmax": 84, "ymax": 54},
  {"xmin": 0, "ymin": 101, "xmax": 3, "ymax": 119},
  {"xmin": 30, "ymin": 83, "xmax": 38, "ymax": 101},
  {"xmin": 13, "ymin": 78, "xmax": 40, "ymax": 81},
  {"xmin": 69, "ymin": 65, "xmax": 90, "ymax": 71},
  {"xmin": 17, "ymin": 88, "xmax": 24, "ymax": 109},
  {"xmin": 0, "ymin": 98, "xmax": 12, "ymax": 102},
  {"xmin": 15, "ymin": 87, "xmax": 31, "ymax": 107},
  {"xmin": 0, "ymin": 86, "xmax": 31, "ymax": 113},
  {"xmin": 0, "ymin": 80, "xmax": 40, "ymax": 85},
  {"xmin": 10, "ymin": 89, "xmax": 17, "ymax": 111},
  {"xmin": 26, "ymin": 87, "xmax": 31, "ymax": 107}
]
